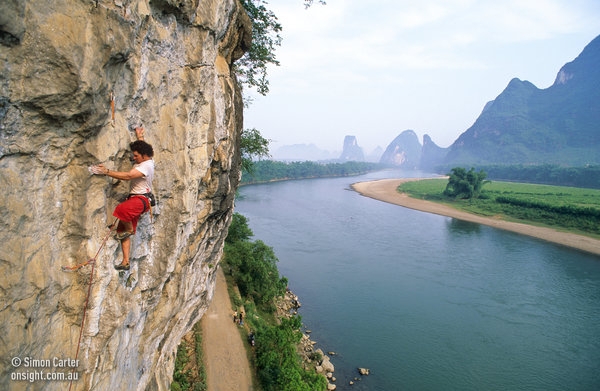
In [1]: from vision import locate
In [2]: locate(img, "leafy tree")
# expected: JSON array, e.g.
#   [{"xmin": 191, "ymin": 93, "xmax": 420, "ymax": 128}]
[
  {"xmin": 240, "ymin": 127, "xmax": 270, "ymax": 173},
  {"xmin": 236, "ymin": 0, "xmax": 283, "ymax": 95},
  {"xmin": 229, "ymin": 240, "xmax": 288, "ymax": 305},
  {"xmin": 226, "ymin": 213, "xmax": 254, "ymax": 244},
  {"xmin": 444, "ymin": 167, "xmax": 490, "ymax": 199},
  {"xmin": 224, "ymin": 214, "xmax": 287, "ymax": 307}
]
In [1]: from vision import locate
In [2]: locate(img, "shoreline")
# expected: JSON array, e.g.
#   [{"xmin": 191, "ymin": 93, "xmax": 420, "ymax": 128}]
[{"xmin": 352, "ymin": 178, "xmax": 600, "ymax": 257}]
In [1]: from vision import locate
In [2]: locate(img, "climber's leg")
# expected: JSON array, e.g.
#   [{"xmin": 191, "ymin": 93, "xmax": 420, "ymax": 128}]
[{"xmin": 115, "ymin": 235, "xmax": 131, "ymax": 270}]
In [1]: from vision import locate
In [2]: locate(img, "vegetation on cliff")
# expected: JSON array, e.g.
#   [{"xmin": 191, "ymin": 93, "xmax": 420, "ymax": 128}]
[
  {"xmin": 237, "ymin": 0, "xmax": 325, "ymax": 95},
  {"xmin": 236, "ymin": 0, "xmax": 282, "ymax": 95},
  {"xmin": 241, "ymin": 127, "xmax": 271, "ymax": 174}
]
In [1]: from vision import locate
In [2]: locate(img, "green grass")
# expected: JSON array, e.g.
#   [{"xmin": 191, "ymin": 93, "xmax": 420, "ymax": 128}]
[
  {"xmin": 171, "ymin": 321, "xmax": 207, "ymax": 391},
  {"xmin": 398, "ymin": 178, "xmax": 600, "ymax": 238}
]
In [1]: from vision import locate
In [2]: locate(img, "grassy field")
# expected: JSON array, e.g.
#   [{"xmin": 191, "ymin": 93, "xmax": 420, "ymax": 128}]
[{"xmin": 398, "ymin": 178, "xmax": 600, "ymax": 238}]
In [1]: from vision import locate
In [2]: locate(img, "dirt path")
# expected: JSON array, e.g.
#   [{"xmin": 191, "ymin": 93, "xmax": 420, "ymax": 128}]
[
  {"xmin": 201, "ymin": 267, "xmax": 254, "ymax": 391},
  {"xmin": 352, "ymin": 178, "xmax": 600, "ymax": 256}
]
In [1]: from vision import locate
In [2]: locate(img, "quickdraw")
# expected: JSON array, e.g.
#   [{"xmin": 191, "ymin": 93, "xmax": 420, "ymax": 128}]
[{"xmin": 110, "ymin": 91, "xmax": 115, "ymax": 127}]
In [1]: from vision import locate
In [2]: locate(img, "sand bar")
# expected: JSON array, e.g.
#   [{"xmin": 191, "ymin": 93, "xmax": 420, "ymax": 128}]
[{"xmin": 352, "ymin": 178, "xmax": 600, "ymax": 257}]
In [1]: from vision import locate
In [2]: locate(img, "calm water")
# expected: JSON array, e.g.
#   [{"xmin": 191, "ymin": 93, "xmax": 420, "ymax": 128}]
[{"xmin": 235, "ymin": 170, "xmax": 600, "ymax": 391}]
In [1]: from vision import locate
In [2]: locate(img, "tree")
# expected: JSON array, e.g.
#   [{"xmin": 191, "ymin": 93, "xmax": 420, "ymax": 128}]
[
  {"xmin": 236, "ymin": 0, "xmax": 283, "ymax": 95},
  {"xmin": 240, "ymin": 127, "xmax": 270, "ymax": 173},
  {"xmin": 224, "ymin": 213, "xmax": 287, "ymax": 307},
  {"xmin": 225, "ymin": 239, "xmax": 287, "ymax": 306},
  {"xmin": 236, "ymin": 1, "xmax": 326, "ymax": 95},
  {"xmin": 444, "ymin": 167, "xmax": 490, "ymax": 199},
  {"xmin": 226, "ymin": 213, "xmax": 254, "ymax": 244}
]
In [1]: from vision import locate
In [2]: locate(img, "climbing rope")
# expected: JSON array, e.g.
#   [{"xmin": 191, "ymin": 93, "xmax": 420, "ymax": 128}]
[
  {"xmin": 61, "ymin": 218, "xmax": 117, "ymax": 271},
  {"xmin": 63, "ymin": 218, "xmax": 118, "ymax": 391}
]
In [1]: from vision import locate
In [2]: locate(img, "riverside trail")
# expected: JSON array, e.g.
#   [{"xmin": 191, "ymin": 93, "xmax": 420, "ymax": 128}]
[{"xmin": 201, "ymin": 267, "xmax": 254, "ymax": 391}]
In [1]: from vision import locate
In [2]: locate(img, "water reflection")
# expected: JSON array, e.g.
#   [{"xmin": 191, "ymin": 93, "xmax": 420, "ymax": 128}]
[{"xmin": 446, "ymin": 218, "xmax": 482, "ymax": 234}]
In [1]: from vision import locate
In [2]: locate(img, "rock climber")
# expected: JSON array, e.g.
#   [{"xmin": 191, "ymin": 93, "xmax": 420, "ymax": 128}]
[{"xmin": 94, "ymin": 127, "xmax": 155, "ymax": 271}]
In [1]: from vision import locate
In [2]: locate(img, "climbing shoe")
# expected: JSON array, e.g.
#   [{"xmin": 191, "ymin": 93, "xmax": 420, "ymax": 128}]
[
  {"xmin": 115, "ymin": 263, "xmax": 130, "ymax": 271},
  {"xmin": 114, "ymin": 231, "xmax": 133, "ymax": 240}
]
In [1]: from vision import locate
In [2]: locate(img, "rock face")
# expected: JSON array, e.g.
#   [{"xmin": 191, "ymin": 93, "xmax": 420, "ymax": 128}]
[
  {"xmin": 379, "ymin": 130, "xmax": 422, "ymax": 168},
  {"xmin": 0, "ymin": 1, "xmax": 250, "ymax": 390}
]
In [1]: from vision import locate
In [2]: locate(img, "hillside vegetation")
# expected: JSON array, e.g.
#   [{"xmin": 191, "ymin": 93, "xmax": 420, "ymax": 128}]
[
  {"xmin": 223, "ymin": 214, "xmax": 328, "ymax": 391},
  {"xmin": 443, "ymin": 35, "xmax": 600, "ymax": 167},
  {"xmin": 398, "ymin": 179, "xmax": 600, "ymax": 237}
]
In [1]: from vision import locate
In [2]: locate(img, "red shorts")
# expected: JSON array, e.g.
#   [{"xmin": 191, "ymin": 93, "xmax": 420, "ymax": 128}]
[{"xmin": 112, "ymin": 196, "xmax": 148, "ymax": 233}]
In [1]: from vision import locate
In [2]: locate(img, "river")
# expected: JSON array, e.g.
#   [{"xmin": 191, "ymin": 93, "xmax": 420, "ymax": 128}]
[{"xmin": 234, "ymin": 169, "xmax": 600, "ymax": 391}]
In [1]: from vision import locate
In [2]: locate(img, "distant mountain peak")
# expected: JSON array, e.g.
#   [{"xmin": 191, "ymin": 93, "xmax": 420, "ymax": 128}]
[
  {"xmin": 379, "ymin": 130, "xmax": 422, "ymax": 168},
  {"xmin": 552, "ymin": 34, "xmax": 600, "ymax": 87},
  {"xmin": 443, "ymin": 34, "xmax": 600, "ymax": 167},
  {"xmin": 339, "ymin": 135, "xmax": 365, "ymax": 161}
]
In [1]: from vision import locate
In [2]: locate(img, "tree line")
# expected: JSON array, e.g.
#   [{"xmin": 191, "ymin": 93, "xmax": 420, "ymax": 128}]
[
  {"xmin": 241, "ymin": 160, "xmax": 383, "ymax": 184},
  {"xmin": 436, "ymin": 164, "xmax": 600, "ymax": 189}
]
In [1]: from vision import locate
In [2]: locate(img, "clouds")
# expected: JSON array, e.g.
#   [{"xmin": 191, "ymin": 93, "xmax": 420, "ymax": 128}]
[{"xmin": 244, "ymin": 0, "xmax": 600, "ymax": 152}]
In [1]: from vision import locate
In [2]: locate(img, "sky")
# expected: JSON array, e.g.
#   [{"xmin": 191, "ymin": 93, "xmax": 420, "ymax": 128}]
[{"xmin": 242, "ymin": 0, "xmax": 600, "ymax": 155}]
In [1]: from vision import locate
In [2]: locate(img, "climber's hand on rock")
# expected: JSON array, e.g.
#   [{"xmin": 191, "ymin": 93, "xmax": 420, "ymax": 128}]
[
  {"xmin": 135, "ymin": 127, "xmax": 145, "ymax": 140},
  {"xmin": 89, "ymin": 164, "xmax": 108, "ymax": 175}
]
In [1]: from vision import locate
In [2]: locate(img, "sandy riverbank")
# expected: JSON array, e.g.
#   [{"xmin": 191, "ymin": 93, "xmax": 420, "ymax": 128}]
[{"xmin": 352, "ymin": 178, "xmax": 600, "ymax": 257}]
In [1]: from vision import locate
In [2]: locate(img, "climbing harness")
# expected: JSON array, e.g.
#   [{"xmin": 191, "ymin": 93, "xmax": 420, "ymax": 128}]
[
  {"xmin": 63, "ymin": 218, "xmax": 118, "ymax": 391},
  {"xmin": 127, "ymin": 193, "xmax": 153, "ymax": 222}
]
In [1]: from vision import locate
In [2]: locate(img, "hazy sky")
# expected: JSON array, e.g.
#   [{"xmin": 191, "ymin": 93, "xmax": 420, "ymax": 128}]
[{"xmin": 243, "ymin": 0, "xmax": 600, "ymax": 154}]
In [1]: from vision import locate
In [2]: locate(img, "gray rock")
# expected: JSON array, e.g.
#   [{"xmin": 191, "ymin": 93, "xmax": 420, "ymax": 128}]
[{"xmin": 0, "ymin": 0, "xmax": 251, "ymax": 389}]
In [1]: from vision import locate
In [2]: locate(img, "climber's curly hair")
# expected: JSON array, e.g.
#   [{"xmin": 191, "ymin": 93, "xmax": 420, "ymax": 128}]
[{"xmin": 130, "ymin": 140, "xmax": 154, "ymax": 158}]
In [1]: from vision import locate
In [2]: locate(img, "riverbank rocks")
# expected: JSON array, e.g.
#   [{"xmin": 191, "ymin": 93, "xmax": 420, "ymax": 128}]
[
  {"xmin": 0, "ymin": 0, "xmax": 250, "ymax": 390},
  {"xmin": 358, "ymin": 367, "xmax": 371, "ymax": 375},
  {"xmin": 276, "ymin": 288, "xmax": 302, "ymax": 316},
  {"xmin": 276, "ymin": 288, "xmax": 338, "ymax": 387},
  {"xmin": 320, "ymin": 351, "xmax": 335, "ymax": 373}
]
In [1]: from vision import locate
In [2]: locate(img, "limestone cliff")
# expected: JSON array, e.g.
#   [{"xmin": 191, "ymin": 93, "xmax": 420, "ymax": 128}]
[
  {"xmin": 0, "ymin": 1, "xmax": 250, "ymax": 390},
  {"xmin": 339, "ymin": 135, "xmax": 364, "ymax": 162}
]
